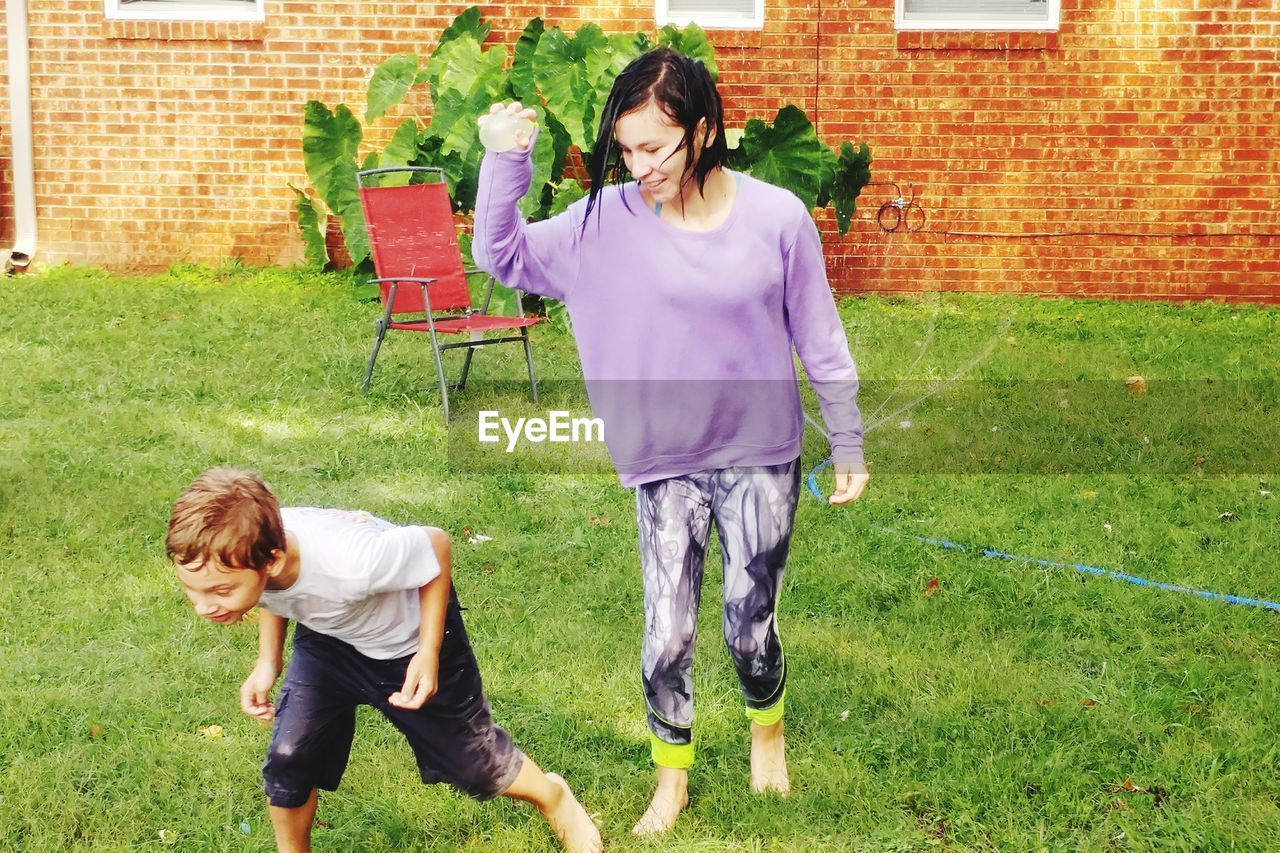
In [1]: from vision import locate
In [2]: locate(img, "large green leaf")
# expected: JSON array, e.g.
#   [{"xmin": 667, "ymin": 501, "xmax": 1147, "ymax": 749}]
[
  {"xmin": 449, "ymin": 148, "xmax": 483, "ymax": 212},
  {"xmin": 657, "ymin": 23, "xmax": 717, "ymax": 81},
  {"xmin": 533, "ymin": 24, "xmax": 610, "ymax": 151},
  {"xmin": 830, "ymin": 141, "xmax": 873, "ymax": 236},
  {"xmin": 382, "ymin": 118, "xmax": 420, "ymax": 168},
  {"xmin": 425, "ymin": 38, "xmax": 509, "ymax": 178},
  {"xmin": 457, "ymin": 229, "xmax": 475, "ymax": 267},
  {"xmin": 337, "ymin": 203, "xmax": 370, "ymax": 267},
  {"xmin": 815, "ymin": 142, "xmax": 839, "ymax": 208},
  {"xmin": 422, "ymin": 6, "xmax": 492, "ymax": 90},
  {"xmin": 542, "ymin": 297, "xmax": 572, "ymax": 331},
  {"xmin": 366, "ymin": 118, "xmax": 421, "ymax": 188},
  {"xmin": 431, "ymin": 86, "xmax": 494, "ymax": 158},
  {"xmin": 518, "ymin": 108, "xmax": 558, "ymax": 219},
  {"xmin": 541, "ymin": 110, "xmax": 574, "ymax": 187},
  {"xmin": 411, "ymin": 134, "xmax": 479, "ymax": 213},
  {"xmin": 532, "ymin": 28, "xmax": 584, "ymax": 149},
  {"xmin": 547, "ymin": 180, "xmax": 588, "ymax": 218},
  {"xmin": 365, "ymin": 53, "xmax": 419, "ymax": 124},
  {"xmin": 509, "ymin": 17, "xmax": 545, "ymax": 104},
  {"xmin": 580, "ymin": 28, "xmax": 618, "ymax": 128},
  {"xmin": 431, "ymin": 37, "xmax": 507, "ymax": 103},
  {"xmin": 415, "ymin": 6, "xmax": 495, "ymax": 210},
  {"xmin": 585, "ymin": 32, "xmax": 651, "ymax": 136},
  {"xmin": 302, "ymin": 100, "xmax": 361, "ymax": 210},
  {"xmin": 409, "ymin": 128, "xmax": 443, "ymax": 174},
  {"xmin": 302, "ymin": 101, "xmax": 367, "ymax": 264},
  {"xmin": 288, "ymin": 184, "xmax": 329, "ymax": 268},
  {"xmin": 439, "ymin": 5, "xmax": 489, "ymax": 47},
  {"xmin": 733, "ymin": 105, "xmax": 825, "ymax": 210},
  {"xmin": 333, "ymin": 207, "xmax": 369, "ymax": 267}
]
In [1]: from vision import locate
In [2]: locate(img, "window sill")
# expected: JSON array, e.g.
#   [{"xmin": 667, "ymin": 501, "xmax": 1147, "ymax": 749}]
[
  {"xmin": 102, "ymin": 19, "xmax": 266, "ymax": 40},
  {"xmin": 896, "ymin": 30, "xmax": 1056, "ymax": 50}
]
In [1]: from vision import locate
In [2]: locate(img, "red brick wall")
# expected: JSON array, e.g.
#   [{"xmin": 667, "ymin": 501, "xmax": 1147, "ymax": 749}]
[
  {"xmin": 822, "ymin": 0, "xmax": 1280, "ymax": 301},
  {"xmin": 2, "ymin": 0, "xmax": 1276, "ymax": 299}
]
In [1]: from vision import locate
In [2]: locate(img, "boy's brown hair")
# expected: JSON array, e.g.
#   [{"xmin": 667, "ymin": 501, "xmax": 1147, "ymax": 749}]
[{"xmin": 166, "ymin": 467, "xmax": 285, "ymax": 571}]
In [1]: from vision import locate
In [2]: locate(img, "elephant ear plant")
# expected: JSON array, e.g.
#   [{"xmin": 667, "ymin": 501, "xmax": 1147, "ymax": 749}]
[{"xmin": 296, "ymin": 5, "xmax": 873, "ymax": 311}]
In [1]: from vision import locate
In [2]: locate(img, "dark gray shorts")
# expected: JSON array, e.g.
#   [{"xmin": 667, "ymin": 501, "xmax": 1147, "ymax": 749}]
[{"xmin": 262, "ymin": 591, "xmax": 523, "ymax": 808}]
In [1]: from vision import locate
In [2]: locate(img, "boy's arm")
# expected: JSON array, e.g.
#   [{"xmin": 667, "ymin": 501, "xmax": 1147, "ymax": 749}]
[
  {"xmin": 240, "ymin": 610, "xmax": 287, "ymax": 721},
  {"xmin": 388, "ymin": 528, "xmax": 452, "ymax": 710}
]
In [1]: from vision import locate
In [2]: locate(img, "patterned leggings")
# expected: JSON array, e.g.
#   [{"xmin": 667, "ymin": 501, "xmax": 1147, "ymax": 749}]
[{"xmin": 636, "ymin": 457, "xmax": 800, "ymax": 768}]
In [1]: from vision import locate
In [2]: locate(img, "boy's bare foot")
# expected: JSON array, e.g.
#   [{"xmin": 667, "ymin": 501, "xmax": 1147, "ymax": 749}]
[
  {"xmin": 750, "ymin": 720, "xmax": 790, "ymax": 795},
  {"xmin": 631, "ymin": 766, "xmax": 689, "ymax": 836},
  {"xmin": 542, "ymin": 773, "xmax": 602, "ymax": 853}
]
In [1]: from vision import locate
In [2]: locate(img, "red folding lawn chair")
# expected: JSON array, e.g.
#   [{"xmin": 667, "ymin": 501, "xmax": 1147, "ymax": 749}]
[{"xmin": 356, "ymin": 166, "xmax": 540, "ymax": 419}]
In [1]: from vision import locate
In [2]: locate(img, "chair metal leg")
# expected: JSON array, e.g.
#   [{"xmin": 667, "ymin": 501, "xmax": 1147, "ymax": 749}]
[
  {"xmin": 457, "ymin": 344, "xmax": 476, "ymax": 392},
  {"xmin": 522, "ymin": 328, "xmax": 538, "ymax": 403},
  {"xmin": 362, "ymin": 319, "xmax": 388, "ymax": 395},
  {"xmin": 427, "ymin": 328, "xmax": 451, "ymax": 421}
]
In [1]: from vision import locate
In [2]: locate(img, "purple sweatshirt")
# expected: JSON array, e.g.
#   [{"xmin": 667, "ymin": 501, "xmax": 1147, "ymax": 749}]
[{"xmin": 473, "ymin": 148, "xmax": 863, "ymax": 487}]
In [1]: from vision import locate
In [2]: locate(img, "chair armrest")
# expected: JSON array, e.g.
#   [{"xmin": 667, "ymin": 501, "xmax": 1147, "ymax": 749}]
[{"xmin": 376, "ymin": 278, "xmax": 437, "ymax": 315}]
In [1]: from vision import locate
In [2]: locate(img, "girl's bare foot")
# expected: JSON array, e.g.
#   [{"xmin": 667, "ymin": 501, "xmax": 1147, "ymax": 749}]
[
  {"xmin": 750, "ymin": 720, "xmax": 790, "ymax": 795},
  {"xmin": 631, "ymin": 766, "xmax": 689, "ymax": 836},
  {"xmin": 541, "ymin": 773, "xmax": 602, "ymax": 853}
]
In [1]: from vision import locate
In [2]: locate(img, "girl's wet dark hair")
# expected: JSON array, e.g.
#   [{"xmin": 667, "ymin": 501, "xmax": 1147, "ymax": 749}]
[{"xmin": 583, "ymin": 47, "xmax": 727, "ymax": 227}]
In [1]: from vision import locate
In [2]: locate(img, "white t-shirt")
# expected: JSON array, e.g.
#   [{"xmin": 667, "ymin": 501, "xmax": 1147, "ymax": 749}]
[{"xmin": 259, "ymin": 508, "xmax": 441, "ymax": 659}]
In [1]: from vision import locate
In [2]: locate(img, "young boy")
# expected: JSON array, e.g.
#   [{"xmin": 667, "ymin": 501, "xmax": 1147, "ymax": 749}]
[{"xmin": 166, "ymin": 467, "xmax": 601, "ymax": 853}]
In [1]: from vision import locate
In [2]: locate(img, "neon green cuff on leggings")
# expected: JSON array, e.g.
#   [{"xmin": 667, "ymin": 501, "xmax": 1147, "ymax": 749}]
[
  {"xmin": 650, "ymin": 733, "xmax": 695, "ymax": 769},
  {"xmin": 745, "ymin": 691, "xmax": 785, "ymax": 727}
]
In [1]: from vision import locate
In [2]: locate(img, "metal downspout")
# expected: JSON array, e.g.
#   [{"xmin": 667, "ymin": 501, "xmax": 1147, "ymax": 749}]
[{"xmin": 5, "ymin": 0, "xmax": 36, "ymax": 272}]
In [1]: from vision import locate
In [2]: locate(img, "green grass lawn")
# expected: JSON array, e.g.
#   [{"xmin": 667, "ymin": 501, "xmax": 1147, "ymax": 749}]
[{"xmin": 1, "ymin": 263, "xmax": 1277, "ymax": 851}]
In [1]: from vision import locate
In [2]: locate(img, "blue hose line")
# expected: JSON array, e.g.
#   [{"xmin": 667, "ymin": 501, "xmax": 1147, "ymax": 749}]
[
  {"xmin": 805, "ymin": 457, "xmax": 833, "ymax": 501},
  {"xmin": 804, "ymin": 456, "xmax": 1280, "ymax": 613}
]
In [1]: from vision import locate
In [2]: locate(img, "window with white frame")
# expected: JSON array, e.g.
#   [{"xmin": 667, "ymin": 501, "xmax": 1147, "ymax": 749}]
[
  {"xmin": 657, "ymin": 0, "xmax": 764, "ymax": 30},
  {"xmin": 896, "ymin": 0, "xmax": 1058, "ymax": 31},
  {"xmin": 105, "ymin": 0, "xmax": 264, "ymax": 22}
]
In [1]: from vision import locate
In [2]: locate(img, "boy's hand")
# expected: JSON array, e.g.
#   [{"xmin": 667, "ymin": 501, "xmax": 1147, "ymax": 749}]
[
  {"xmin": 829, "ymin": 460, "xmax": 870, "ymax": 505},
  {"xmin": 389, "ymin": 651, "xmax": 439, "ymax": 710},
  {"xmin": 240, "ymin": 659, "xmax": 280, "ymax": 721}
]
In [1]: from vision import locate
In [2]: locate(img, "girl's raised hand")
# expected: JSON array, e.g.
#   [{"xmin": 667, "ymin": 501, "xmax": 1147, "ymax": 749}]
[{"xmin": 478, "ymin": 102, "xmax": 537, "ymax": 153}]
